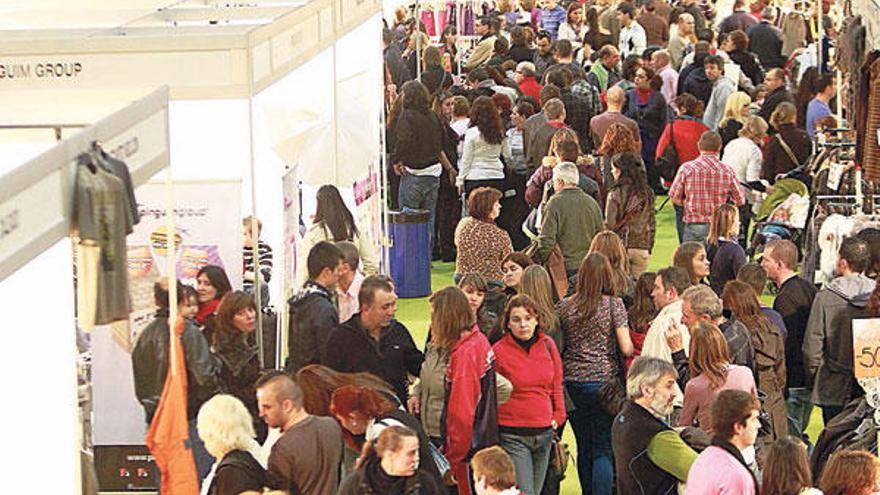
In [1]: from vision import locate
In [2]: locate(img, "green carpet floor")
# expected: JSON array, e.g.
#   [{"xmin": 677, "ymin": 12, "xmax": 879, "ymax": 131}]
[{"xmin": 396, "ymin": 196, "xmax": 822, "ymax": 493}]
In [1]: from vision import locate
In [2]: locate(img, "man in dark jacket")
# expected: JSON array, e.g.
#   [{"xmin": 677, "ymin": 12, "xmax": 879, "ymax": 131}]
[
  {"xmin": 323, "ymin": 276, "xmax": 424, "ymax": 404},
  {"xmin": 804, "ymin": 237, "xmax": 876, "ymax": 423},
  {"xmin": 762, "ymin": 239, "xmax": 818, "ymax": 439},
  {"xmin": 681, "ymin": 48, "xmax": 714, "ymax": 106},
  {"xmin": 383, "ymin": 28, "xmax": 409, "ymax": 87},
  {"xmin": 613, "ymin": 357, "xmax": 698, "ymax": 494},
  {"xmin": 758, "ymin": 68, "xmax": 794, "ymax": 126},
  {"xmin": 718, "ymin": 0, "xmax": 756, "ymax": 34},
  {"xmin": 747, "ymin": 7, "xmax": 787, "ymax": 69},
  {"xmin": 287, "ymin": 241, "xmax": 343, "ymax": 372},
  {"xmin": 131, "ymin": 279, "xmax": 221, "ymax": 479}
]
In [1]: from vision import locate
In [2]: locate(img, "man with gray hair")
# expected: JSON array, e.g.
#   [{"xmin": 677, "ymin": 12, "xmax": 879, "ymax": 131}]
[
  {"xmin": 612, "ymin": 357, "xmax": 698, "ymax": 494},
  {"xmin": 514, "ymin": 61, "xmax": 542, "ymax": 103},
  {"xmin": 257, "ymin": 372, "xmax": 343, "ymax": 495},
  {"xmin": 668, "ymin": 285, "xmax": 755, "ymax": 385},
  {"xmin": 535, "ymin": 161, "xmax": 603, "ymax": 276}
]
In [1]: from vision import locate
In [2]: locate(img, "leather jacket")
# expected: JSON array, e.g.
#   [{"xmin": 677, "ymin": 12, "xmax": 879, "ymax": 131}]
[{"xmin": 131, "ymin": 310, "xmax": 221, "ymax": 422}]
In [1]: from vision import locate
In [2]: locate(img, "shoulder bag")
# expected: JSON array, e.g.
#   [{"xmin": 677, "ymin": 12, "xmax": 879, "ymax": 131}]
[
  {"xmin": 541, "ymin": 339, "xmax": 571, "ymax": 478},
  {"xmin": 655, "ymin": 119, "xmax": 680, "ymax": 182},
  {"xmin": 597, "ymin": 299, "xmax": 628, "ymax": 416}
]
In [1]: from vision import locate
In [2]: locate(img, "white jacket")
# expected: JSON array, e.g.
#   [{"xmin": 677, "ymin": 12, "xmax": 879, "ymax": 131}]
[
  {"xmin": 641, "ymin": 299, "xmax": 690, "ymax": 406},
  {"xmin": 457, "ymin": 126, "xmax": 512, "ymax": 186}
]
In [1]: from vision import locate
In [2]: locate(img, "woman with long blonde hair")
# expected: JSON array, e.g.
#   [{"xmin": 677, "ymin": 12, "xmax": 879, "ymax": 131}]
[
  {"xmin": 678, "ymin": 321, "xmax": 757, "ymax": 434},
  {"xmin": 705, "ymin": 204, "xmax": 746, "ymax": 295},
  {"xmin": 717, "ymin": 91, "xmax": 752, "ymax": 148}
]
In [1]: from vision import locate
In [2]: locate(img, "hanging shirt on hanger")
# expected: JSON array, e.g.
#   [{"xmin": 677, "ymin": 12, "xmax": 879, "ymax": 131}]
[{"xmin": 73, "ymin": 158, "xmax": 136, "ymax": 330}]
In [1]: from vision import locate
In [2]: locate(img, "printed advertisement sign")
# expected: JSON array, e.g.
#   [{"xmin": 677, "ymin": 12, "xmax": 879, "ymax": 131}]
[{"xmin": 92, "ymin": 179, "xmax": 242, "ymax": 448}]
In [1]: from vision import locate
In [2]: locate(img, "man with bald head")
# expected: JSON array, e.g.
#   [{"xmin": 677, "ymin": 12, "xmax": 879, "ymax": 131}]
[
  {"xmin": 668, "ymin": 13, "xmax": 696, "ymax": 70},
  {"xmin": 758, "ymin": 68, "xmax": 794, "ymax": 128},
  {"xmin": 589, "ymin": 85, "xmax": 642, "ymax": 152},
  {"xmin": 257, "ymin": 372, "xmax": 342, "ymax": 495},
  {"xmin": 652, "ymin": 50, "xmax": 679, "ymax": 104}
]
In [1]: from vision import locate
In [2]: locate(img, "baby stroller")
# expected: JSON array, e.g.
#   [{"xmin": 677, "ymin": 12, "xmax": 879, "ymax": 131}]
[{"xmin": 748, "ymin": 179, "xmax": 811, "ymax": 259}]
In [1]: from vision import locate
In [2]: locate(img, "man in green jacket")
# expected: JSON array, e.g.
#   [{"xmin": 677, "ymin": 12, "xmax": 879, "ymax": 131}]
[{"xmin": 536, "ymin": 161, "xmax": 604, "ymax": 275}]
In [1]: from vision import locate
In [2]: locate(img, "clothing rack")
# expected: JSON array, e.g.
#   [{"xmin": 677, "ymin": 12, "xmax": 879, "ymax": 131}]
[{"xmin": 0, "ymin": 87, "xmax": 170, "ymax": 283}]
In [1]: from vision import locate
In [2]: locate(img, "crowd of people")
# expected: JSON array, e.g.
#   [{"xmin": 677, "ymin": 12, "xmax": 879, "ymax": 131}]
[{"xmin": 128, "ymin": 0, "xmax": 880, "ymax": 494}]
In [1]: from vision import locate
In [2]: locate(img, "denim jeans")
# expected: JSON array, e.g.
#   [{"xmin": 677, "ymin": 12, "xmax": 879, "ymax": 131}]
[
  {"xmin": 674, "ymin": 204, "xmax": 684, "ymax": 243},
  {"xmin": 499, "ymin": 430, "xmax": 554, "ymax": 495},
  {"xmin": 399, "ymin": 174, "xmax": 440, "ymax": 252},
  {"xmin": 565, "ymin": 381, "xmax": 614, "ymax": 495},
  {"xmin": 682, "ymin": 222, "xmax": 710, "ymax": 242},
  {"xmin": 787, "ymin": 387, "xmax": 814, "ymax": 441}
]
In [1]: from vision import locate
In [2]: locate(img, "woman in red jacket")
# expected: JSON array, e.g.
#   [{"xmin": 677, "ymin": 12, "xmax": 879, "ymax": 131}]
[
  {"xmin": 655, "ymin": 93, "xmax": 710, "ymax": 242},
  {"xmin": 492, "ymin": 294, "xmax": 565, "ymax": 495},
  {"xmin": 441, "ymin": 287, "xmax": 499, "ymax": 495}
]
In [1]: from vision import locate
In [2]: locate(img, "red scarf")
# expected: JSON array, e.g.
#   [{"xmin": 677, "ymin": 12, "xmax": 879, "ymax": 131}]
[
  {"xmin": 636, "ymin": 87, "xmax": 653, "ymax": 104},
  {"xmin": 195, "ymin": 299, "xmax": 220, "ymax": 325}
]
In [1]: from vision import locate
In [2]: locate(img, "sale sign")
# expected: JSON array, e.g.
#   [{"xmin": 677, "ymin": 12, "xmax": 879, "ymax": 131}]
[{"xmin": 853, "ymin": 318, "xmax": 880, "ymax": 379}]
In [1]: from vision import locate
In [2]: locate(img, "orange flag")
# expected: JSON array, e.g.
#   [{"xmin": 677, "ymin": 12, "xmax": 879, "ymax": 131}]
[{"xmin": 145, "ymin": 316, "xmax": 199, "ymax": 495}]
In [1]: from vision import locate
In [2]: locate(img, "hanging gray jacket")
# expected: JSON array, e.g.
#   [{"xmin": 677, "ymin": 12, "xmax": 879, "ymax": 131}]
[{"xmin": 803, "ymin": 274, "xmax": 876, "ymax": 406}]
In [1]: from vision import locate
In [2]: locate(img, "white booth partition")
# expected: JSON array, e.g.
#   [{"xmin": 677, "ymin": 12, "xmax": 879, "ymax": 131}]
[
  {"xmin": 0, "ymin": 87, "xmax": 171, "ymax": 493},
  {"xmin": 0, "ymin": 2, "xmax": 385, "ymax": 492}
]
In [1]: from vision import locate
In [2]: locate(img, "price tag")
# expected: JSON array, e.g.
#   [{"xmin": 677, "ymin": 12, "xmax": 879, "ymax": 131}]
[{"xmin": 853, "ymin": 319, "xmax": 880, "ymax": 379}]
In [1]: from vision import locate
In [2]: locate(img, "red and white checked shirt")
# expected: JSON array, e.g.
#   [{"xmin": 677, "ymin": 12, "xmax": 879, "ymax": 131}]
[{"xmin": 668, "ymin": 153, "xmax": 745, "ymax": 224}]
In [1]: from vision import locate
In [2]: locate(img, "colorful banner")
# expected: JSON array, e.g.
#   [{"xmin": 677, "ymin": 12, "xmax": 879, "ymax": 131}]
[{"xmin": 92, "ymin": 179, "xmax": 242, "ymax": 448}]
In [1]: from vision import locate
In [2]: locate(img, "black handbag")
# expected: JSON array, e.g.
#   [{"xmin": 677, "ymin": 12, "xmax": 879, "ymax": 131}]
[
  {"xmin": 597, "ymin": 378, "xmax": 627, "ymax": 416},
  {"xmin": 656, "ymin": 119, "xmax": 680, "ymax": 182}
]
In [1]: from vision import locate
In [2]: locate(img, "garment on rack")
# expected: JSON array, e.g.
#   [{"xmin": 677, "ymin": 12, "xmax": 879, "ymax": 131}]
[
  {"xmin": 73, "ymin": 159, "xmax": 136, "ymax": 330},
  {"xmin": 863, "ymin": 56, "xmax": 880, "ymax": 182},
  {"xmin": 817, "ymin": 214, "xmax": 854, "ymax": 285},
  {"xmin": 421, "ymin": 10, "xmax": 437, "ymax": 36},
  {"xmin": 855, "ymin": 51, "xmax": 878, "ymax": 167},
  {"xmin": 94, "ymin": 148, "xmax": 140, "ymax": 227},
  {"xmin": 780, "ymin": 12, "xmax": 806, "ymax": 57}
]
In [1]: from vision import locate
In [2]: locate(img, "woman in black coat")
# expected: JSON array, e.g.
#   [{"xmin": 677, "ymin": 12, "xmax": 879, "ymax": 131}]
[
  {"xmin": 337, "ymin": 425, "xmax": 443, "ymax": 495},
  {"xmin": 625, "ymin": 66, "xmax": 668, "ymax": 192},
  {"xmin": 212, "ymin": 291, "xmax": 265, "ymax": 442},
  {"xmin": 725, "ymin": 30, "xmax": 764, "ymax": 87}
]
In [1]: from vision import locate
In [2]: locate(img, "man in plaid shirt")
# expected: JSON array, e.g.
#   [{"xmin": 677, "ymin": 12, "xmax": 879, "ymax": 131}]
[{"xmin": 669, "ymin": 131, "xmax": 745, "ymax": 242}]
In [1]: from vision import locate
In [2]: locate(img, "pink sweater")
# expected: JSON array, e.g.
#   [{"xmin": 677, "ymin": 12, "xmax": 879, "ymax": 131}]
[
  {"xmin": 685, "ymin": 446, "xmax": 756, "ymax": 495},
  {"xmin": 678, "ymin": 365, "xmax": 756, "ymax": 433}
]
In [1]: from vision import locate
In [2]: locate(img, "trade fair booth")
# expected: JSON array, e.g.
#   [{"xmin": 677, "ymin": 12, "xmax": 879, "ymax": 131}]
[
  {"xmin": 0, "ymin": 0, "xmax": 385, "ymax": 491},
  {"xmin": 0, "ymin": 86, "xmax": 171, "ymax": 493}
]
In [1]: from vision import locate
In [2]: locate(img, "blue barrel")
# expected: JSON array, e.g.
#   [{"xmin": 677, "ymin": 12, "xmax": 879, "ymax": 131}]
[{"xmin": 388, "ymin": 209, "xmax": 431, "ymax": 298}]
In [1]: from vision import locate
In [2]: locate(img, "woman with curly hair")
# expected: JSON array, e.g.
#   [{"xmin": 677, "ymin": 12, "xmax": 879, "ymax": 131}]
[
  {"xmin": 457, "ymin": 96, "xmax": 511, "ymax": 197},
  {"xmin": 596, "ymin": 122, "xmax": 640, "ymax": 204}
]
